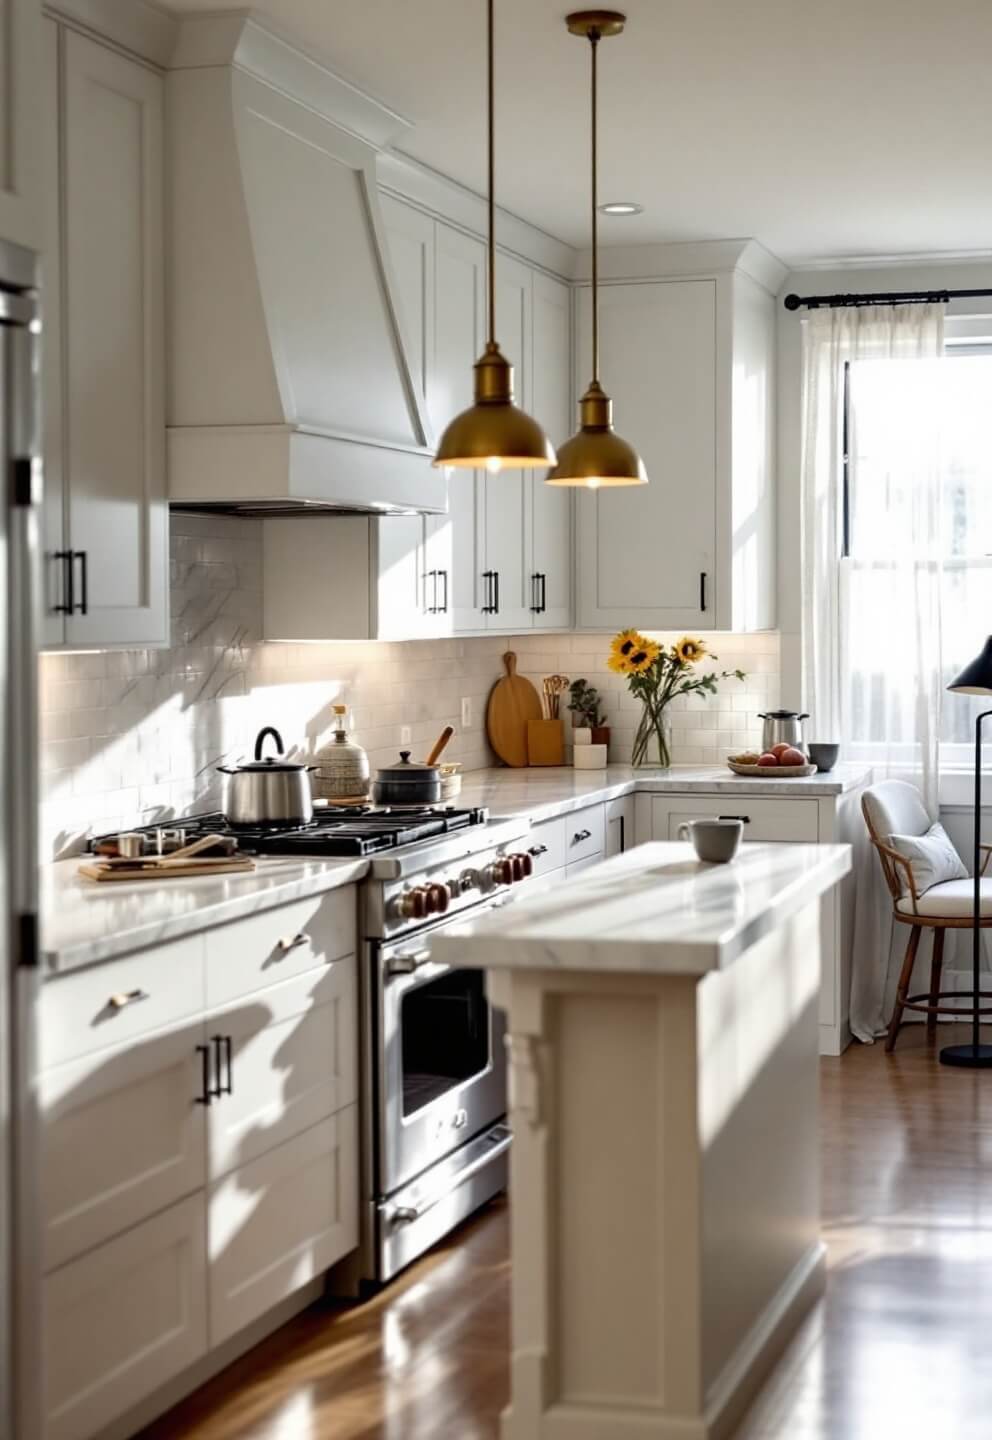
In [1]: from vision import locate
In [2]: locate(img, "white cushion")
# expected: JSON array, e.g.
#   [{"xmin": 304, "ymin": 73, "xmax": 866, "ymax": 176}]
[
  {"xmin": 897, "ymin": 878, "xmax": 992, "ymax": 917},
  {"xmin": 863, "ymin": 780, "xmax": 932, "ymax": 842},
  {"xmin": 889, "ymin": 822, "xmax": 967, "ymax": 898}
]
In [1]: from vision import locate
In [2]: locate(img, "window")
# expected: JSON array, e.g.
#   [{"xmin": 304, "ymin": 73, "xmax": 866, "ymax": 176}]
[{"xmin": 842, "ymin": 342, "xmax": 992, "ymax": 764}]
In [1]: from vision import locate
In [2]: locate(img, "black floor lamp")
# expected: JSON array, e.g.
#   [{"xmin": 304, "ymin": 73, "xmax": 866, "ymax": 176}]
[{"xmin": 942, "ymin": 636, "xmax": 992, "ymax": 1068}]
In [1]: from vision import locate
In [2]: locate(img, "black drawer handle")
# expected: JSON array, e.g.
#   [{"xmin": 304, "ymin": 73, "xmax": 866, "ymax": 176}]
[
  {"xmin": 53, "ymin": 550, "xmax": 73, "ymax": 614},
  {"xmin": 211, "ymin": 1034, "xmax": 233, "ymax": 1097},
  {"xmin": 700, "ymin": 570, "xmax": 708, "ymax": 612},
  {"xmin": 195, "ymin": 1044, "xmax": 212, "ymax": 1106},
  {"xmin": 74, "ymin": 550, "xmax": 88, "ymax": 615},
  {"xmin": 439, "ymin": 568, "xmax": 448, "ymax": 614},
  {"xmin": 573, "ymin": 829, "xmax": 592, "ymax": 843},
  {"xmin": 718, "ymin": 814, "xmax": 751, "ymax": 823},
  {"xmin": 528, "ymin": 843, "xmax": 549, "ymax": 857}
]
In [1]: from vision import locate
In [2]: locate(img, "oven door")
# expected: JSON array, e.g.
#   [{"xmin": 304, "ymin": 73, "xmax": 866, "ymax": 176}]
[{"xmin": 376, "ymin": 913, "xmax": 508, "ymax": 1198}]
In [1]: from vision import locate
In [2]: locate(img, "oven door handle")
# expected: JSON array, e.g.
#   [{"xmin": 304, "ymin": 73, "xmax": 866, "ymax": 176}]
[
  {"xmin": 384, "ymin": 948, "xmax": 433, "ymax": 978},
  {"xmin": 386, "ymin": 1130, "xmax": 512, "ymax": 1228}
]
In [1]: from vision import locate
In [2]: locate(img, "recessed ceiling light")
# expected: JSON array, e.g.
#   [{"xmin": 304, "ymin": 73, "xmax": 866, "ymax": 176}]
[{"xmin": 599, "ymin": 201, "xmax": 643, "ymax": 216}]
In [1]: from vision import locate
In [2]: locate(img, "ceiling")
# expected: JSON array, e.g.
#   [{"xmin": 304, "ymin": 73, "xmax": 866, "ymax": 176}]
[{"xmin": 160, "ymin": 0, "xmax": 992, "ymax": 266}]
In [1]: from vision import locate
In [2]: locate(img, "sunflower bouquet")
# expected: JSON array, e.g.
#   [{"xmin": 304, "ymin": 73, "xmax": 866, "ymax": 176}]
[{"xmin": 608, "ymin": 631, "xmax": 746, "ymax": 768}]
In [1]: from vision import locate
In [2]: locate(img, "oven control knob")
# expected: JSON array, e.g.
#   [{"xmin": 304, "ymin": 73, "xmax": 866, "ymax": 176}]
[
  {"xmin": 458, "ymin": 869, "xmax": 480, "ymax": 895},
  {"xmin": 426, "ymin": 883, "xmax": 449, "ymax": 915},
  {"xmin": 508, "ymin": 852, "xmax": 533, "ymax": 881},
  {"xmin": 487, "ymin": 857, "xmax": 514, "ymax": 888},
  {"xmin": 399, "ymin": 886, "xmax": 429, "ymax": 921}
]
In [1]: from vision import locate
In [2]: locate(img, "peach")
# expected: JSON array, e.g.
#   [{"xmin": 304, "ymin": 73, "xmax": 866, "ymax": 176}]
[
  {"xmin": 771, "ymin": 742, "xmax": 793, "ymax": 758},
  {"xmin": 780, "ymin": 747, "xmax": 806, "ymax": 766},
  {"xmin": 757, "ymin": 752, "xmax": 779, "ymax": 766}
]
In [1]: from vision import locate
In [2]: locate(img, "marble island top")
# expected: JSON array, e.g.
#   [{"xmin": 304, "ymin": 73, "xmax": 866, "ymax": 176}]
[{"xmin": 430, "ymin": 840, "xmax": 853, "ymax": 976}]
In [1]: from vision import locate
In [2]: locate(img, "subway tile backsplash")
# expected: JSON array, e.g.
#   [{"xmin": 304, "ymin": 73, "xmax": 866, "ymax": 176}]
[{"xmin": 39, "ymin": 514, "xmax": 781, "ymax": 858}]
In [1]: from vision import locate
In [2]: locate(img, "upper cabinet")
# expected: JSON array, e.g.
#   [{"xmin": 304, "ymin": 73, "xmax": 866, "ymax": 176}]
[
  {"xmin": 381, "ymin": 194, "xmax": 573, "ymax": 637},
  {"xmin": 574, "ymin": 261, "xmax": 777, "ymax": 633},
  {"xmin": 0, "ymin": 0, "xmax": 42, "ymax": 249},
  {"xmin": 41, "ymin": 20, "xmax": 168, "ymax": 648}
]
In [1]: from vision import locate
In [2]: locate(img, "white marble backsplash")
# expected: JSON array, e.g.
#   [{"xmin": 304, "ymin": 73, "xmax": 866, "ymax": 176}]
[{"xmin": 39, "ymin": 514, "xmax": 781, "ymax": 857}]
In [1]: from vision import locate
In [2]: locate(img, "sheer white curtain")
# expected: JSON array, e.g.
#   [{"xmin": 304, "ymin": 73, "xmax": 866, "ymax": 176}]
[{"xmin": 799, "ymin": 303, "xmax": 947, "ymax": 1040}]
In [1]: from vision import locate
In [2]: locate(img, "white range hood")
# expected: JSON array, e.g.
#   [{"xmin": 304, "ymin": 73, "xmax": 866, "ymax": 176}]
[{"xmin": 166, "ymin": 15, "xmax": 444, "ymax": 515}]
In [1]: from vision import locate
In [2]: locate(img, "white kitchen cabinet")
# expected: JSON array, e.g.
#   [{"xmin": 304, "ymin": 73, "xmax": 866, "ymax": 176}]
[
  {"xmin": 0, "ymin": 0, "xmax": 42, "ymax": 249},
  {"xmin": 40, "ymin": 1019, "xmax": 207, "ymax": 1272},
  {"xmin": 206, "ymin": 961, "xmax": 357, "ymax": 1179},
  {"xmin": 41, "ymin": 23, "xmax": 168, "ymax": 648},
  {"xmin": 262, "ymin": 513, "xmax": 450, "ymax": 641},
  {"xmin": 605, "ymin": 794, "xmax": 635, "ymax": 856},
  {"xmin": 44, "ymin": 1195, "xmax": 208, "ymax": 1440},
  {"xmin": 208, "ymin": 1108, "xmax": 358, "ymax": 1346},
  {"xmin": 382, "ymin": 196, "xmax": 573, "ymax": 635},
  {"xmin": 574, "ymin": 268, "xmax": 775, "ymax": 633},
  {"xmin": 649, "ymin": 794, "xmax": 819, "ymax": 844}
]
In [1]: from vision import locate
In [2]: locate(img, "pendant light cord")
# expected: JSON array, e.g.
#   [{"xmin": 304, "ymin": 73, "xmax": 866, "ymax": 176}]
[
  {"xmin": 589, "ymin": 30, "xmax": 600, "ymax": 384},
  {"xmin": 487, "ymin": 0, "xmax": 496, "ymax": 347}
]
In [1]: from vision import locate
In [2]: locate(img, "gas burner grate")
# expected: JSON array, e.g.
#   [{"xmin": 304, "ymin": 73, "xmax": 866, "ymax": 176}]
[{"xmin": 89, "ymin": 806, "xmax": 490, "ymax": 858}]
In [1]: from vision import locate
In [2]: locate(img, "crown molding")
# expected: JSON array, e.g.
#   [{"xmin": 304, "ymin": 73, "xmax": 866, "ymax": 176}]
[
  {"xmin": 784, "ymin": 246, "xmax": 992, "ymax": 274},
  {"xmin": 377, "ymin": 150, "xmax": 578, "ymax": 282},
  {"xmin": 43, "ymin": 0, "xmax": 178, "ymax": 66},
  {"xmin": 170, "ymin": 11, "xmax": 412, "ymax": 152},
  {"xmin": 574, "ymin": 237, "xmax": 788, "ymax": 295}
]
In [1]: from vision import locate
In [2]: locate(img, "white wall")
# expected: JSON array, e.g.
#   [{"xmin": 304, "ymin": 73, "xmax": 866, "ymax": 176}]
[
  {"xmin": 39, "ymin": 514, "xmax": 779, "ymax": 858},
  {"xmin": 775, "ymin": 256, "xmax": 992, "ymax": 706}
]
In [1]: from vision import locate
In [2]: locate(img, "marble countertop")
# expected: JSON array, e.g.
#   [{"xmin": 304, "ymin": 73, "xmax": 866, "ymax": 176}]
[
  {"xmin": 41, "ymin": 854, "xmax": 369, "ymax": 975},
  {"xmin": 458, "ymin": 762, "xmax": 872, "ymax": 822},
  {"xmin": 430, "ymin": 841, "xmax": 852, "ymax": 976}
]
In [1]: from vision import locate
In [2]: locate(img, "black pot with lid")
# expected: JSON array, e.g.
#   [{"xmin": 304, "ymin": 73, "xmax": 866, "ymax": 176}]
[{"xmin": 372, "ymin": 751, "xmax": 442, "ymax": 807}]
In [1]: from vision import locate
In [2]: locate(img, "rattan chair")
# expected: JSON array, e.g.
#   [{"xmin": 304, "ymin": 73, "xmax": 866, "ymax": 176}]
[{"xmin": 862, "ymin": 780, "xmax": 992, "ymax": 1052}]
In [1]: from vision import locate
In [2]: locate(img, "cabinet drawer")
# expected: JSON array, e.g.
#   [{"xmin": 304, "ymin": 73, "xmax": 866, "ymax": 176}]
[
  {"xmin": 41, "ymin": 1021, "xmax": 207, "ymax": 1272},
  {"xmin": 44, "ymin": 1194, "xmax": 207, "ymax": 1440},
  {"xmin": 205, "ymin": 885, "xmax": 357, "ymax": 1009},
  {"xmin": 40, "ymin": 933, "xmax": 205, "ymax": 1071},
  {"xmin": 525, "ymin": 816, "xmax": 566, "ymax": 875},
  {"xmin": 208, "ymin": 1107, "xmax": 358, "ymax": 1346},
  {"xmin": 653, "ymin": 796, "xmax": 819, "ymax": 844},
  {"xmin": 207, "ymin": 960, "xmax": 358, "ymax": 1180},
  {"xmin": 566, "ymin": 854, "xmax": 603, "ymax": 879},
  {"xmin": 564, "ymin": 804, "xmax": 606, "ymax": 862}
]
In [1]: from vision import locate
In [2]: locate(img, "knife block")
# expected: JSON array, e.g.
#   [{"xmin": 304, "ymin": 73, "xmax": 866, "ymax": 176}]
[{"xmin": 527, "ymin": 718, "xmax": 564, "ymax": 767}]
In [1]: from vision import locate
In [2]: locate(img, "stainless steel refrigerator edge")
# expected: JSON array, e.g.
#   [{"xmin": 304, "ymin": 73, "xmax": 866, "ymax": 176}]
[{"xmin": 0, "ymin": 236, "xmax": 43, "ymax": 1440}]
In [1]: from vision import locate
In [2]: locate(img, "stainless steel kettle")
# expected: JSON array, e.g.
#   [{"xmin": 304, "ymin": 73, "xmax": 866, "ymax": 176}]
[
  {"xmin": 217, "ymin": 726, "xmax": 316, "ymax": 826},
  {"xmin": 757, "ymin": 710, "xmax": 809, "ymax": 755}
]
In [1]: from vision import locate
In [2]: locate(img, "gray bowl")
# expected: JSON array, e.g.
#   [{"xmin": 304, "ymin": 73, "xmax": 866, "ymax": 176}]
[{"xmin": 807, "ymin": 742, "xmax": 840, "ymax": 773}]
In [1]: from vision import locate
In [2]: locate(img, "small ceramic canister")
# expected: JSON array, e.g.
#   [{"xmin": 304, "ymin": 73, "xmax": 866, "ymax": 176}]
[
  {"xmin": 573, "ymin": 727, "xmax": 592, "ymax": 746},
  {"xmin": 573, "ymin": 744, "xmax": 607, "ymax": 770}
]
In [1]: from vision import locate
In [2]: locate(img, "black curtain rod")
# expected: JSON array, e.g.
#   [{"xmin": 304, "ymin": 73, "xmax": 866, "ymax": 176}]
[{"xmin": 784, "ymin": 287, "xmax": 992, "ymax": 311}]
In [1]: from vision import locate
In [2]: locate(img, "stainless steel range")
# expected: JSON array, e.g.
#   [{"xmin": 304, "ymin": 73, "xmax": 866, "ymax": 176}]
[
  {"xmin": 358, "ymin": 812, "xmax": 534, "ymax": 1286},
  {"xmin": 93, "ymin": 804, "xmax": 535, "ymax": 1288}
]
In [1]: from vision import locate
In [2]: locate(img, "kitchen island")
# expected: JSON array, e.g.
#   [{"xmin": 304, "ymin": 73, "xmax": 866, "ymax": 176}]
[{"xmin": 432, "ymin": 839, "xmax": 852, "ymax": 1440}]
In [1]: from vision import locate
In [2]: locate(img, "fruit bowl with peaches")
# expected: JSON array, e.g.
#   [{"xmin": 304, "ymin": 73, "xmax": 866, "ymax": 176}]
[{"xmin": 726, "ymin": 743, "xmax": 817, "ymax": 777}]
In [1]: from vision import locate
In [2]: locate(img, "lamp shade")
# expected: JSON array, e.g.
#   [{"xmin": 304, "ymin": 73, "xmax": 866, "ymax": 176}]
[
  {"xmin": 433, "ymin": 341, "xmax": 557, "ymax": 470},
  {"xmin": 545, "ymin": 381, "xmax": 647, "ymax": 488},
  {"xmin": 947, "ymin": 637, "xmax": 992, "ymax": 695}
]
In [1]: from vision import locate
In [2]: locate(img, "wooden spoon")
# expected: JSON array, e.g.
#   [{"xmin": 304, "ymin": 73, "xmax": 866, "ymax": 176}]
[{"xmin": 426, "ymin": 726, "xmax": 455, "ymax": 767}]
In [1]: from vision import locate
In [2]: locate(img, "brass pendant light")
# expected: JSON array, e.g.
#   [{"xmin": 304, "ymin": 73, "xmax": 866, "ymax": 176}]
[
  {"xmin": 546, "ymin": 10, "xmax": 648, "ymax": 489},
  {"xmin": 433, "ymin": 0, "xmax": 556, "ymax": 472}
]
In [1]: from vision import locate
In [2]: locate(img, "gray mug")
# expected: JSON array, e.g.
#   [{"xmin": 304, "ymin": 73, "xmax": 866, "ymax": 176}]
[{"xmin": 678, "ymin": 818, "xmax": 744, "ymax": 864}]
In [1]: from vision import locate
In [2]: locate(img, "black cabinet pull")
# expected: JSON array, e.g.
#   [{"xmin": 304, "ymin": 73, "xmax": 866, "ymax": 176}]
[
  {"xmin": 425, "ymin": 569, "xmax": 437, "ymax": 614},
  {"xmin": 224, "ymin": 1035, "xmax": 233, "ymax": 1094},
  {"xmin": 482, "ymin": 570, "xmax": 495, "ymax": 614},
  {"xmin": 539, "ymin": 573, "xmax": 547, "ymax": 613},
  {"xmin": 212, "ymin": 1034, "xmax": 232, "ymax": 1096},
  {"xmin": 492, "ymin": 569, "xmax": 500, "ymax": 615},
  {"xmin": 718, "ymin": 814, "xmax": 751, "ymax": 824},
  {"xmin": 73, "ymin": 550, "xmax": 88, "ymax": 615},
  {"xmin": 195, "ymin": 1044, "xmax": 212, "ymax": 1106},
  {"xmin": 530, "ymin": 573, "xmax": 540, "ymax": 613},
  {"xmin": 53, "ymin": 550, "xmax": 73, "ymax": 614},
  {"xmin": 700, "ymin": 571, "xmax": 708, "ymax": 612},
  {"xmin": 439, "ymin": 569, "xmax": 448, "ymax": 614}
]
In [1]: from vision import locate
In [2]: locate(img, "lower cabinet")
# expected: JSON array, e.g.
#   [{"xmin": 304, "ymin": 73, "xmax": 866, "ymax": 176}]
[
  {"xmin": 40, "ymin": 891, "xmax": 361, "ymax": 1440},
  {"xmin": 209, "ymin": 1108, "xmax": 358, "ymax": 1347},
  {"xmin": 44, "ymin": 1196, "xmax": 208, "ymax": 1440}
]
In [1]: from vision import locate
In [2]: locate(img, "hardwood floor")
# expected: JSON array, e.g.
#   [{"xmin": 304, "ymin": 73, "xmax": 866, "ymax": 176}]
[{"xmin": 139, "ymin": 1024, "xmax": 992, "ymax": 1440}]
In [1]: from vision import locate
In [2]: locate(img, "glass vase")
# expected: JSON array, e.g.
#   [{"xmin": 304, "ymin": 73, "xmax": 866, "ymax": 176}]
[{"xmin": 631, "ymin": 701, "xmax": 673, "ymax": 769}]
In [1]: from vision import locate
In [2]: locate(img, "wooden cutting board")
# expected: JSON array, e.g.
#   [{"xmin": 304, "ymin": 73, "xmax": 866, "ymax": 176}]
[
  {"xmin": 487, "ymin": 652, "xmax": 543, "ymax": 768},
  {"xmin": 78, "ymin": 856, "xmax": 256, "ymax": 883}
]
